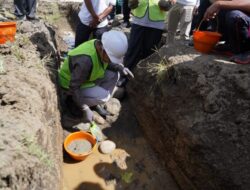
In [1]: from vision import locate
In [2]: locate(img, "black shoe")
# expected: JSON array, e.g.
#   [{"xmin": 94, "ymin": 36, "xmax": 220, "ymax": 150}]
[
  {"xmin": 125, "ymin": 21, "xmax": 131, "ymax": 28},
  {"xmin": 117, "ymin": 77, "xmax": 128, "ymax": 87},
  {"xmin": 91, "ymin": 105, "xmax": 110, "ymax": 118},
  {"xmin": 16, "ymin": 15, "xmax": 26, "ymax": 21},
  {"xmin": 122, "ymin": 21, "xmax": 131, "ymax": 28},
  {"xmin": 26, "ymin": 16, "xmax": 39, "ymax": 21}
]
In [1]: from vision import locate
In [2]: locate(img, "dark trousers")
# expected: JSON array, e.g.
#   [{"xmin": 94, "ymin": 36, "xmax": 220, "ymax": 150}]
[
  {"xmin": 14, "ymin": 0, "xmax": 37, "ymax": 18},
  {"xmin": 109, "ymin": 1, "xmax": 122, "ymax": 19},
  {"xmin": 190, "ymin": 0, "xmax": 211, "ymax": 34},
  {"xmin": 123, "ymin": 0, "xmax": 131, "ymax": 22},
  {"xmin": 75, "ymin": 22, "xmax": 109, "ymax": 47},
  {"xmin": 220, "ymin": 10, "xmax": 250, "ymax": 53},
  {"xmin": 124, "ymin": 24, "xmax": 163, "ymax": 70}
]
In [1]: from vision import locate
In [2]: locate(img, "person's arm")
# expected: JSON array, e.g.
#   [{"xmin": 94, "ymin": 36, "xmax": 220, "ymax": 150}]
[
  {"xmin": 204, "ymin": 0, "xmax": 250, "ymax": 20},
  {"xmin": 84, "ymin": 0, "xmax": 98, "ymax": 20},
  {"xmin": 68, "ymin": 55, "xmax": 92, "ymax": 108},
  {"xmin": 84, "ymin": 0, "xmax": 100, "ymax": 27},
  {"xmin": 108, "ymin": 62, "xmax": 134, "ymax": 79},
  {"xmin": 98, "ymin": 4, "xmax": 114, "ymax": 21},
  {"xmin": 107, "ymin": 62, "xmax": 124, "ymax": 71}
]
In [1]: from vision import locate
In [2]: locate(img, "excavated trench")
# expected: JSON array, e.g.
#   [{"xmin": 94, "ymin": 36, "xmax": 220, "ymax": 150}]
[
  {"xmin": 0, "ymin": 1, "xmax": 178, "ymax": 189},
  {"xmin": 2, "ymin": 1, "xmax": 250, "ymax": 190},
  {"xmin": 52, "ymin": 3, "xmax": 179, "ymax": 190}
]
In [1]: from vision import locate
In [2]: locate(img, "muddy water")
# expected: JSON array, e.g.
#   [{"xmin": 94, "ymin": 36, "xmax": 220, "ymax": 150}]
[
  {"xmin": 67, "ymin": 139, "xmax": 92, "ymax": 154},
  {"xmin": 63, "ymin": 100, "xmax": 179, "ymax": 190}
]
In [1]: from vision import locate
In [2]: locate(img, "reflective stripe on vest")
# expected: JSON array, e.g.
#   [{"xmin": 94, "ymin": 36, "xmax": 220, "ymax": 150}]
[
  {"xmin": 59, "ymin": 40, "xmax": 108, "ymax": 89},
  {"xmin": 131, "ymin": 0, "xmax": 166, "ymax": 21}
]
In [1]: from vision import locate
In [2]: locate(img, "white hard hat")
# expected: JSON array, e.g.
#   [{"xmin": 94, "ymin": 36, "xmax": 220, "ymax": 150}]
[{"xmin": 101, "ymin": 30, "xmax": 128, "ymax": 64}]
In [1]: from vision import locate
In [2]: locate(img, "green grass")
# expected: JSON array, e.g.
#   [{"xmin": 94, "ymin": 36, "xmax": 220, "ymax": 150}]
[
  {"xmin": 21, "ymin": 135, "xmax": 54, "ymax": 169},
  {"xmin": 145, "ymin": 50, "xmax": 181, "ymax": 94},
  {"xmin": 11, "ymin": 45, "xmax": 26, "ymax": 62}
]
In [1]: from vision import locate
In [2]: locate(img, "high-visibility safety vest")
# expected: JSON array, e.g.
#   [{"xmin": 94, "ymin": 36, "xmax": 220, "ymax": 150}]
[
  {"xmin": 59, "ymin": 39, "xmax": 108, "ymax": 89},
  {"xmin": 131, "ymin": 0, "xmax": 166, "ymax": 21}
]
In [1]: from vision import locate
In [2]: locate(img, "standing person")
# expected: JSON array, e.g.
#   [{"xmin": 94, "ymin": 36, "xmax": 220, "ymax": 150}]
[
  {"xmin": 117, "ymin": 0, "xmax": 166, "ymax": 87},
  {"xmin": 59, "ymin": 30, "xmax": 134, "ymax": 122},
  {"xmin": 167, "ymin": 0, "xmax": 200, "ymax": 44},
  {"xmin": 122, "ymin": 0, "xmax": 167, "ymax": 73},
  {"xmin": 14, "ymin": 0, "xmax": 37, "ymax": 20},
  {"xmin": 122, "ymin": 0, "xmax": 131, "ymax": 28},
  {"xmin": 75, "ymin": 0, "xmax": 115, "ymax": 47},
  {"xmin": 203, "ymin": 0, "xmax": 250, "ymax": 64}
]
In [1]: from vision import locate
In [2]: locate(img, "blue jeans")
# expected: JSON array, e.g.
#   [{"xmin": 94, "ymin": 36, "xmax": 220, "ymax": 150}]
[{"xmin": 220, "ymin": 10, "xmax": 250, "ymax": 53}]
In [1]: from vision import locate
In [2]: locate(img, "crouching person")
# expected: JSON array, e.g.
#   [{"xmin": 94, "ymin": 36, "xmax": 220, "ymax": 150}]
[{"xmin": 59, "ymin": 30, "xmax": 134, "ymax": 123}]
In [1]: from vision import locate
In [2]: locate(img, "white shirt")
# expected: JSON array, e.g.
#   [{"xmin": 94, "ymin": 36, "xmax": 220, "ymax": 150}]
[
  {"xmin": 177, "ymin": 0, "xmax": 200, "ymax": 6},
  {"xmin": 78, "ymin": 0, "xmax": 116, "ymax": 28}
]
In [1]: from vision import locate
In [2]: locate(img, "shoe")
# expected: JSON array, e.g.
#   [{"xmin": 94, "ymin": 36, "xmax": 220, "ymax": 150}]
[
  {"xmin": 212, "ymin": 43, "xmax": 234, "ymax": 57},
  {"xmin": 26, "ymin": 16, "xmax": 39, "ymax": 21},
  {"xmin": 124, "ymin": 21, "xmax": 131, "ymax": 28},
  {"xmin": 113, "ymin": 86, "xmax": 126, "ymax": 100},
  {"xmin": 230, "ymin": 51, "xmax": 250, "ymax": 64},
  {"xmin": 91, "ymin": 105, "xmax": 110, "ymax": 118},
  {"xmin": 116, "ymin": 77, "xmax": 128, "ymax": 87},
  {"xmin": 16, "ymin": 15, "xmax": 26, "ymax": 21}
]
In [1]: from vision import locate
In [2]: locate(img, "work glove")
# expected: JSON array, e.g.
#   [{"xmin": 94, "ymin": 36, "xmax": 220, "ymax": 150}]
[
  {"xmin": 82, "ymin": 105, "xmax": 93, "ymax": 123},
  {"xmin": 120, "ymin": 67, "xmax": 134, "ymax": 80}
]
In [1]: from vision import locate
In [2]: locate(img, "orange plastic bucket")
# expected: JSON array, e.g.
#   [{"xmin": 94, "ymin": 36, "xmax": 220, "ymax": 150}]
[
  {"xmin": 64, "ymin": 131, "xmax": 97, "ymax": 161},
  {"xmin": 193, "ymin": 19, "xmax": 221, "ymax": 53},
  {"xmin": 0, "ymin": 22, "xmax": 17, "ymax": 44}
]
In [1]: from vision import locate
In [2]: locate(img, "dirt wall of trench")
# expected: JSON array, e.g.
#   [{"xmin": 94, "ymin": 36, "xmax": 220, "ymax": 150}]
[
  {"xmin": 128, "ymin": 43, "xmax": 250, "ymax": 190},
  {"xmin": 0, "ymin": 20, "xmax": 63, "ymax": 190}
]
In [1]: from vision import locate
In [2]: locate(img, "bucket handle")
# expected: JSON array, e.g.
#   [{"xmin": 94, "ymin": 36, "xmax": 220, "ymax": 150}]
[{"xmin": 196, "ymin": 17, "xmax": 219, "ymax": 32}]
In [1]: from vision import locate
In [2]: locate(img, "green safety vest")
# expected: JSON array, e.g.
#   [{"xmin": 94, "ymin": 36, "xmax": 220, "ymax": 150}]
[
  {"xmin": 131, "ymin": 0, "xmax": 166, "ymax": 21},
  {"xmin": 59, "ymin": 40, "xmax": 108, "ymax": 89}
]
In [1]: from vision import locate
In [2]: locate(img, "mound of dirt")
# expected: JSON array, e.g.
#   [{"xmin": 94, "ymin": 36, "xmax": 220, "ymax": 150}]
[
  {"xmin": 0, "ymin": 20, "xmax": 63, "ymax": 189},
  {"xmin": 128, "ymin": 43, "xmax": 250, "ymax": 190}
]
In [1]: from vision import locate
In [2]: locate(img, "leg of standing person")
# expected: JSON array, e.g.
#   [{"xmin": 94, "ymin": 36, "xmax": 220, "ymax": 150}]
[
  {"xmin": 142, "ymin": 27, "xmax": 163, "ymax": 59},
  {"xmin": 124, "ymin": 24, "xmax": 145, "ymax": 70},
  {"xmin": 123, "ymin": 0, "xmax": 131, "ymax": 27},
  {"xmin": 167, "ymin": 4, "xmax": 181, "ymax": 44},
  {"xmin": 109, "ymin": 3, "xmax": 116, "ymax": 20},
  {"xmin": 179, "ymin": 5, "xmax": 194, "ymax": 40},
  {"xmin": 93, "ymin": 26, "xmax": 109, "ymax": 40},
  {"xmin": 75, "ymin": 22, "xmax": 93, "ymax": 47},
  {"xmin": 14, "ymin": 0, "xmax": 26, "ymax": 19},
  {"xmin": 26, "ymin": 0, "xmax": 37, "ymax": 19}
]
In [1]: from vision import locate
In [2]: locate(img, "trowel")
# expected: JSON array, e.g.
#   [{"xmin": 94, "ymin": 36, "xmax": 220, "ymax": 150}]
[{"xmin": 89, "ymin": 122, "xmax": 104, "ymax": 142}]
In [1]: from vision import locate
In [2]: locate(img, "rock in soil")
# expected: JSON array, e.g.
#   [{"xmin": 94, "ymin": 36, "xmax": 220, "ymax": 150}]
[{"xmin": 99, "ymin": 140, "xmax": 116, "ymax": 154}]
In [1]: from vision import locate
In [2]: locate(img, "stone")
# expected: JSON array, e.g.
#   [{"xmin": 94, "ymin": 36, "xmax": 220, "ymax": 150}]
[
  {"xmin": 99, "ymin": 140, "xmax": 116, "ymax": 154},
  {"xmin": 105, "ymin": 98, "xmax": 121, "ymax": 115}
]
